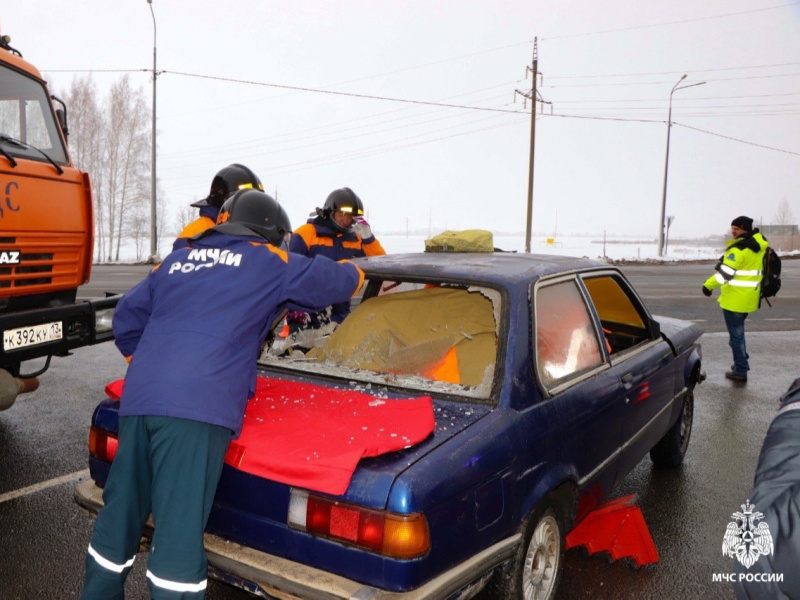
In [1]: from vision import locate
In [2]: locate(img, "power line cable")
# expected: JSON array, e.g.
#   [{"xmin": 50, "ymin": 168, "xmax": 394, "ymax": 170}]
[
  {"xmin": 548, "ymin": 62, "xmax": 800, "ymax": 80},
  {"xmin": 674, "ymin": 122, "xmax": 800, "ymax": 155},
  {"xmin": 557, "ymin": 92, "xmax": 800, "ymax": 104},
  {"xmin": 165, "ymin": 70, "xmax": 525, "ymax": 114},
  {"xmin": 539, "ymin": 112, "xmax": 799, "ymax": 154},
  {"xmin": 159, "ymin": 83, "xmax": 519, "ymax": 160},
  {"xmin": 162, "ymin": 110, "xmax": 522, "ymax": 179},
  {"xmin": 160, "ymin": 105, "xmax": 515, "ymax": 170},
  {"xmin": 556, "ymin": 102, "xmax": 800, "ymax": 112},
  {"xmin": 542, "ymin": 2, "xmax": 800, "ymax": 41},
  {"xmin": 546, "ymin": 72, "xmax": 800, "ymax": 89},
  {"xmin": 44, "ymin": 69, "xmax": 149, "ymax": 73}
]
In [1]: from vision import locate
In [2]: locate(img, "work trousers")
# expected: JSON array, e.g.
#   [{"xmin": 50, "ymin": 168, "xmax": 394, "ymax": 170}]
[
  {"xmin": 723, "ymin": 309, "xmax": 750, "ymax": 374},
  {"xmin": 81, "ymin": 415, "xmax": 230, "ymax": 600}
]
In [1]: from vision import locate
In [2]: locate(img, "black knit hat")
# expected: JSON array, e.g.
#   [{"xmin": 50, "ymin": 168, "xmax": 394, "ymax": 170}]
[{"xmin": 731, "ymin": 216, "xmax": 753, "ymax": 232}]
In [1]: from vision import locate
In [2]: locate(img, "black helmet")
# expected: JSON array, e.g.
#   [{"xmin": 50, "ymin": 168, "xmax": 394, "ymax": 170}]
[
  {"xmin": 319, "ymin": 187, "xmax": 364, "ymax": 232},
  {"xmin": 191, "ymin": 164, "xmax": 264, "ymax": 209},
  {"xmin": 211, "ymin": 189, "xmax": 291, "ymax": 247}
]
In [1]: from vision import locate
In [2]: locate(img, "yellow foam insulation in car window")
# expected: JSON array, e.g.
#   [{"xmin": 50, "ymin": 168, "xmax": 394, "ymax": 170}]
[
  {"xmin": 309, "ymin": 286, "xmax": 497, "ymax": 387},
  {"xmin": 583, "ymin": 277, "xmax": 645, "ymax": 329}
]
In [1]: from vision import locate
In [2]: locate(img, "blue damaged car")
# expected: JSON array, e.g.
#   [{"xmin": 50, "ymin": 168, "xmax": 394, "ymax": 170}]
[{"xmin": 75, "ymin": 252, "xmax": 703, "ymax": 600}]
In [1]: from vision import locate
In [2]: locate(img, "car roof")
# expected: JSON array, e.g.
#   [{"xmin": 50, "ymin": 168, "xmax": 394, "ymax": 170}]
[{"xmin": 352, "ymin": 252, "xmax": 611, "ymax": 286}]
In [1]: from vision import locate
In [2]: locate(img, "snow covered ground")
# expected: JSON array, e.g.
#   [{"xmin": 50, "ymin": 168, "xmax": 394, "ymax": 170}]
[
  {"xmin": 378, "ymin": 234, "xmax": 723, "ymax": 262},
  {"xmin": 113, "ymin": 231, "xmax": 788, "ymax": 264}
]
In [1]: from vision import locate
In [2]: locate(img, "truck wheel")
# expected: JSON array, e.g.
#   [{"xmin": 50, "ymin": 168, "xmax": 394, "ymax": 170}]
[
  {"xmin": 489, "ymin": 502, "xmax": 564, "ymax": 600},
  {"xmin": 650, "ymin": 384, "xmax": 694, "ymax": 467}
]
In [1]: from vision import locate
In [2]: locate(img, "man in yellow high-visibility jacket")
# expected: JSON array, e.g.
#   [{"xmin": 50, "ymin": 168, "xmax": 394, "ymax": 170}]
[{"xmin": 702, "ymin": 215, "xmax": 768, "ymax": 382}]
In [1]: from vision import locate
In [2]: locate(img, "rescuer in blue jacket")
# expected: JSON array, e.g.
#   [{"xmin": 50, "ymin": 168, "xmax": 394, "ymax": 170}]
[
  {"xmin": 733, "ymin": 377, "xmax": 800, "ymax": 599},
  {"xmin": 289, "ymin": 187, "xmax": 384, "ymax": 327},
  {"xmin": 172, "ymin": 163, "xmax": 264, "ymax": 252},
  {"xmin": 81, "ymin": 189, "xmax": 364, "ymax": 600}
]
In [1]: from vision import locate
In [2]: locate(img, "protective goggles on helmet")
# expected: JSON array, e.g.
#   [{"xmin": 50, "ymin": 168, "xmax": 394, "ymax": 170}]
[{"xmin": 337, "ymin": 205, "xmax": 363, "ymax": 216}]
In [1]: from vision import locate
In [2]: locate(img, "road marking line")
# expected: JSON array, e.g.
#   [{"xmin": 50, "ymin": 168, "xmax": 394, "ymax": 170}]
[
  {"xmin": 688, "ymin": 319, "xmax": 707, "ymax": 322},
  {"xmin": 0, "ymin": 468, "xmax": 90, "ymax": 505},
  {"xmin": 764, "ymin": 318, "xmax": 795, "ymax": 321}
]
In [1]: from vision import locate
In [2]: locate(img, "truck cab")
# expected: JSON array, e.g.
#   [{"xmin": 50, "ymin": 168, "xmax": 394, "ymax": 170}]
[{"xmin": 0, "ymin": 33, "xmax": 117, "ymax": 410}]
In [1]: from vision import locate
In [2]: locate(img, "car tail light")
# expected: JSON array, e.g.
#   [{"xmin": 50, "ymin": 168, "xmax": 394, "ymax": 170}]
[
  {"xmin": 89, "ymin": 426, "xmax": 118, "ymax": 462},
  {"xmin": 288, "ymin": 489, "xmax": 430, "ymax": 559}
]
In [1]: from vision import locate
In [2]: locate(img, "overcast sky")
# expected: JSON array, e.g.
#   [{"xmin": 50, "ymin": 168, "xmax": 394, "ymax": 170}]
[{"xmin": 3, "ymin": 1, "xmax": 799, "ymax": 243}]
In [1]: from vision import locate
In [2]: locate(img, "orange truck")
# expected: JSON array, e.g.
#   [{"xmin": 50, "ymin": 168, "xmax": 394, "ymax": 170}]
[{"xmin": 0, "ymin": 33, "xmax": 118, "ymax": 410}]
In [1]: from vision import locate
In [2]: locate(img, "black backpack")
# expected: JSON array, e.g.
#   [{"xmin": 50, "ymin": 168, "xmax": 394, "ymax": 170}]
[{"xmin": 760, "ymin": 247, "xmax": 782, "ymax": 306}]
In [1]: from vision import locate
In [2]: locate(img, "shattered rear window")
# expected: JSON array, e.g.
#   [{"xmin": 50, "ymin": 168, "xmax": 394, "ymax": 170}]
[{"xmin": 259, "ymin": 279, "xmax": 500, "ymax": 401}]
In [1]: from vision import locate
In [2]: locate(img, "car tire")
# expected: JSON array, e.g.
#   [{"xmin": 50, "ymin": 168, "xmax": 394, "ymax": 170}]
[
  {"xmin": 487, "ymin": 502, "xmax": 565, "ymax": 600},
  {"xmin": 650, "ymin": 384, "xmax": 694, "ymax": 467}
]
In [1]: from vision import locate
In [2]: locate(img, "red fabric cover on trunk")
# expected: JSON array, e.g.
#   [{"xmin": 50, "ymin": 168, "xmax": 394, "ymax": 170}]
[
  {"xmin": 225, "ymin": 377, "xmax": 434, "ymax": 495},
  {"xmin": 104, "ymin": 376, "xmax": 435, "ymax": 495},
  {"xmin": 105, "ymin": 379, "xmax": 125, "ymax": 400}
]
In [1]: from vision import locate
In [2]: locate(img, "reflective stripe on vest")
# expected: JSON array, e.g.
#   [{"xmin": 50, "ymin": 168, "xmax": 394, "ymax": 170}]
[
  {"xmin": 715, "ymin": 266, "xmax": 762, "ymax": 287},
  {"xmin": 146, "ymin": 570, "xmax": 208, "ymax": 593},
  {"xmin": 88, "ymin": 544, "xmax": 136, "ymax": 573},
  {"xmin": 727, "ymin": 279, "xmax": 760, "ymax": 288},
  {"xmin": 717, "ymin": 263, "xmax": 736, "ymax": 280}
]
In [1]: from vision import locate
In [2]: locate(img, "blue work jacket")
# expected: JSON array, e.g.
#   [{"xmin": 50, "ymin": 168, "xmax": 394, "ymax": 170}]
[
  {"xmin": 289, "ymin": 217, "xmax": 384, "ymax": 322},
  {"xmin": 113, "ymin": 231, "xmax": 364, "ymax": 435},
  {"xmin": 290, "ymin": 217, "xmax": 385, "ymax": 261}
]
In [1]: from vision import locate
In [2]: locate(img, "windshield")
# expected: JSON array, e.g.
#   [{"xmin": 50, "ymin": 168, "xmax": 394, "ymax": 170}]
[
  {"xmin": 0, "ymin": 63, "xmax": 68, "ymax": 164},
  {"xmin": 259, "ymin": 277, "xmax": 501, "ymax": 403}
]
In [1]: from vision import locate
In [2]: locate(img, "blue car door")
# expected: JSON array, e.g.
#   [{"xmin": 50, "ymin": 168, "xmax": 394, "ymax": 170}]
[
  {"xmin": 580, "ymin": 272, "xmax": 675, "ymax": 478},
  {"xmin": 532, "ymin": 277, "xmax": 625, "ymax": 499}
]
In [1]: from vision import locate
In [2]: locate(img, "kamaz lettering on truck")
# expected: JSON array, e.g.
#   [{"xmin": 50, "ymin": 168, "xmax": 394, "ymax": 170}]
[{"xmin": 0, "ymin": 32, "xmax": 117, "ymax": 410}]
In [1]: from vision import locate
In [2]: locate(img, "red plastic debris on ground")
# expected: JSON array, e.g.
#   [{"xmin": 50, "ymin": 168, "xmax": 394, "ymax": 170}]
[{"xmin": 565, "ymin": 494, "xmax": 659, "ymax": 568}]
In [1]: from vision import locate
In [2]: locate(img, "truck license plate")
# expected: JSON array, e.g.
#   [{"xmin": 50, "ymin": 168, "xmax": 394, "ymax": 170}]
[{"xmin": 3, "ymin": 321, "xmax": 63, "ymax": 351}]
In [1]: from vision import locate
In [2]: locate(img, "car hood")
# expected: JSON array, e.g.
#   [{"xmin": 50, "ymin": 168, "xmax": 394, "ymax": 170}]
[{"xmin": 653, "ymin": 314, "xmax": 704, "ymax": 353}]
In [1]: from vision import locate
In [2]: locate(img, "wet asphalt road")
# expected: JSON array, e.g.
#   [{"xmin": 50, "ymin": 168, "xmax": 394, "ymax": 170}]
[{"xmin": 1, "ymin": 260, "xmax": 798, "ymax": 599}]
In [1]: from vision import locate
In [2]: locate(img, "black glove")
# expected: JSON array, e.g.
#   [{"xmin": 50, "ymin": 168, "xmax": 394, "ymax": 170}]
[
  {"xmin": 779, "ymin": 378, "xmax": 800, "ymax": 408},
  {"xmin": 702, "ymin": 286, "xmax": 712, "ymax": 297}
]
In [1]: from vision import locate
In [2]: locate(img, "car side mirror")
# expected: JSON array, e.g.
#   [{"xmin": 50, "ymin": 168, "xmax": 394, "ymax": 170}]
[{"xmin": 649, "ymin": 318, "xmax": 661, "ymax": 338}]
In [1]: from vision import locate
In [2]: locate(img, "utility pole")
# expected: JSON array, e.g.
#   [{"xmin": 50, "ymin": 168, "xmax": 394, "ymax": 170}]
[
  {"xmin": 658, "ymin": 75, "xmax": 705, "ymax": 257},
  {"xmin": 515, "ymin": 38, "xmax": 550, "ymax": 253},
  {"xmin": 147, "ymin": 0, "xmax": 159, "ymax": 263}
]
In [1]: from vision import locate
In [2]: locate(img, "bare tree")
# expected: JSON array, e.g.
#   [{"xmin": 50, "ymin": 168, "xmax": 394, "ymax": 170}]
[
  {"xmin": 103, "ymin": 76, "xmax": 151, "ymax": 261},
  {"xmin": 174, "ymin": 202, "xmax": 198, "ymax": 235},
  {"xmin": 126, "ymin": 209, "xmax": 149, "ymax": 262},
  {"xmin": 59, "ymin": 75, "xmax": 151, "ymax": 263},
  {"xmin": 156, "ymin": 181, "xmax": 169, "ymax": 256},
  {"xmin": 61, "ymin": 76, "xmax": 106, "ymax": 262},
  {"xmin": 773, "ymin": 197, "xmax": 796, "ymax": 226}
]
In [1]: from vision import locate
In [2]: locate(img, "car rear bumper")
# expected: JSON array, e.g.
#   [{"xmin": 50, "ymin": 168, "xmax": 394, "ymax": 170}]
[{"xmin": 75, "ymin": 479, "xmax": 520, "ymax": 599}]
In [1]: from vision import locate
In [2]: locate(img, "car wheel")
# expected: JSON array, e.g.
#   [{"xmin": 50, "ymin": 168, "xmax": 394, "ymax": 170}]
[
  {"xmin": 488, "ymin": 503, "xmax": 564, "ymax": 600},
  {"xmin": 650, "ymin": 384, "xmax": 694, "ymax": 467}
]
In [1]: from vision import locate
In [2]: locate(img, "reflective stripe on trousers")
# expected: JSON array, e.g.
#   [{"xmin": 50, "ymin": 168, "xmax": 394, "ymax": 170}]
[
  {"xmin": 84, "ymin": 545, "xmax": 208, "ymax": 598},
  {"xmin": 147, "ymin": 570, "xmax": 207, "ymax": 593},
  {"xmin": 88, "ymin": 544, "xmax": 136, "ymax": 573}
]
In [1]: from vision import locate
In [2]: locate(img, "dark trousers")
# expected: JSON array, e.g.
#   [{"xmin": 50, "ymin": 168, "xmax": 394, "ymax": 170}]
[
  {"xmin": 81, "ymin": 416, "xmax": 230, "ymax": 600},
  {"xmin": 723, "ymin": 309, "xmax": 749, "ymax": 373}
]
